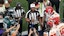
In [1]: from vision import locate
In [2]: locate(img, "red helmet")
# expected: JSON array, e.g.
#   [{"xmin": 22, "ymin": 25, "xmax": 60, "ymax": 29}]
[
  {"xmin": 45, "ymin": 6, "xmax": 53, "ymax": 14},
  {"xmin": 47, "ymin": 21, "xmax": 53, "ymax": 27},
  {"xmin": 53, "ymin": 17, "xmax": 60, "ymax": 25}
]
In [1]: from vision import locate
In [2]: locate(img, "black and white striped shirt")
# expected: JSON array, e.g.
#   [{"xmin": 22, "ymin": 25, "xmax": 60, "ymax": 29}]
[
  {"xmin": 13, "ymin": 7, "xmax": 25, "ymax": 18},
  {"xmin": 25, "ymin": 10, "xmax": 40, "ymax": 24}
]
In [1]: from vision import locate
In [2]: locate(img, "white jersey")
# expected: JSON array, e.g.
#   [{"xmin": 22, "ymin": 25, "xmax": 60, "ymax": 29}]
[
  {"xmin": 45, "ymin": 11, "xmax": 60, "ymax": 22},
  {"xmin": 38, "ymin": 2, "xmax": 45, "ymax": 17},
  {"xmin": 49, "ymin": 23, "xmax": 64, "ymax": 36},
  {"xmin": 45, "ymin": 0, "xmax": 50, "ymax": 6},
  {"xmin": 57, "ymin": 23, "xmax": 64, "ymax": 36},
  {"xmin": 49, "ymin": 26, "xmax": 58, "ymax": 36},
  {"xmin": 38, "ymin": 0, "xmax": 50, "ymax": 17}
]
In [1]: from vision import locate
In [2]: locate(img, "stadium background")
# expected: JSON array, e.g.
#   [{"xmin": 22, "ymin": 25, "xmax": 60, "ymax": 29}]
[{"xmin": 10, "ymin": 0, "xmax": 64, "ymax": 31}]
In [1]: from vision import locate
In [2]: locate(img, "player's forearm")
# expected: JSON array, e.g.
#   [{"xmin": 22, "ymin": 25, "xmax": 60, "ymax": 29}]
[
  {"xmin": 28, "ymin": 34, "xmax": 31, "ymax": 36},
  {"xmin": 26, "ymin": 18, "xmax": 30, "ymax": 22},
  {"xmin": 11, "ymin": 24, "xmax": 20, "ymax": 36},
  {"xmin": 16, "ymin": 24, "xmax": 20, "ymax": 31},
  {"xmin": 28, "ymin": 33, "xmax": 32, "ymax": 36},
  {"xmin": 6, "ymin": 26, "xmax": 15, "ymax": 32},
  {"xmin": 35, "ymin": 33, "xmax": 38, "ymax": 36}
]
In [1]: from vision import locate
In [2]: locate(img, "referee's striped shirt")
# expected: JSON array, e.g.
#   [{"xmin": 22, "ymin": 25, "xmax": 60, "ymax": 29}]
[
  {"xmin": 25, "ymin": 10, "xmax": 40, "ymax": 24},
  {"xmin": 13, "ymin": 7, "xmax": 25, "ymax": 18}
]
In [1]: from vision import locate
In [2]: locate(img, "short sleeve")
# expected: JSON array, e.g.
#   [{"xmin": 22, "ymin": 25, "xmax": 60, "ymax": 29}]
[
  {"xmin": 37, "ymin": 12, "xmax": 40, "ymax": 17},
  {"xmin": 25, "ymin": 10, "xmax": 30, "ymax": 18},
  {"xmin": 25, "ymin": 12, "xmax": 29, "ymax": 18},
  {"xmin": 21, "ymin": 9, "xmax": 25, "ymax": 13}
]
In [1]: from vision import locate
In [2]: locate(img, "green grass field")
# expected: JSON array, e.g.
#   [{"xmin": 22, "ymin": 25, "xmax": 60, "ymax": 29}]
[{"xmin": 10, "ymin": 0, "xmax": 64, "ymax": 31}]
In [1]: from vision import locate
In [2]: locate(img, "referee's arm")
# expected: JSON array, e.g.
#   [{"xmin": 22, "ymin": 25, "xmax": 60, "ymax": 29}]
[{"xmin": 25, "ymin": 12, "xmax": 30, "ymax": 23}]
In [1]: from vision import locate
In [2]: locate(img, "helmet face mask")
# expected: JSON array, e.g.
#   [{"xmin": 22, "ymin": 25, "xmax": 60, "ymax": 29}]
[
  {"xmin": 48, "ymin": 9, "xmax": 53, "ymax": 15},
  {"xmin": 46, "ymin": 6, "xmax": 53, "ymax": 15}
]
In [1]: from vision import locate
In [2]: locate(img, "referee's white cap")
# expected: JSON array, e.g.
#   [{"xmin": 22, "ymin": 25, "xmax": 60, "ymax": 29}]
[{"xmin": 30, "ymin": 3, "xmax": 35, "ymax": 8}]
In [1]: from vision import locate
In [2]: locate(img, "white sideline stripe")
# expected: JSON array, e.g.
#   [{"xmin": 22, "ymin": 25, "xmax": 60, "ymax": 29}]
[
  {"xmin": 22, "ymin": 26, "xmax": 41, "ymax": 35},
  {"xmin": 22, "ymin": 31, "xmax": 28, "ymax": 35}
]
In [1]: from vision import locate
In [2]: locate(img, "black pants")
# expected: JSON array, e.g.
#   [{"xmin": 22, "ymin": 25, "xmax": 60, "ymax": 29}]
[
  {"xmin": 19, "ymin": 19, "xmax": 22, "ymax": 33},
  {"xmin": 0, "ymin": 23, "xmax": 3, "ymax": 28},
  {"xmin": 50, "ymin": 1, "xmax": 60, "ymax": 13}
]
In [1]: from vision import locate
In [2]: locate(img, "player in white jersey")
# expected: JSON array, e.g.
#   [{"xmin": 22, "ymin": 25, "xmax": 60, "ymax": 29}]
[
  {"xmin": 45, "ymin": 6, "xmax": 60, "ymax": 26},
  {"xmin": 57, "ymin": 23, "xmax": 64, "ymax": 36},
  {"xmin": 49, "ymin": 22, "xmax": 64, "ymax": 36},
  {"xmin": 43, "ymin": 6, "xmax": 60, "ymax": 36}
]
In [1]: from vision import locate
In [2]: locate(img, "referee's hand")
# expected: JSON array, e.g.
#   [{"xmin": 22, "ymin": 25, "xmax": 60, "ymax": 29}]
[{"xmin": 31, "ymin": 18, "xmax": 35, "ymax": 22}]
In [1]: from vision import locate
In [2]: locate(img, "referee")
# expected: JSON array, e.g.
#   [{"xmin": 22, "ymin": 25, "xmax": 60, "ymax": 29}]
[
  {"xmin": 25, "ymin": 3, "xmax": 40, "ymax": 36},
  {"xmin": 13, "ymin": 2, "xmax": 25, "ymax": 36}
]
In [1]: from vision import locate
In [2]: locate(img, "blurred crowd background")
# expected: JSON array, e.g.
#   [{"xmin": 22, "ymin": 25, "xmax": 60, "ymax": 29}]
[{"xmin": 0, "ymin": 0, "xmax": 64, "ymax": 36}]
